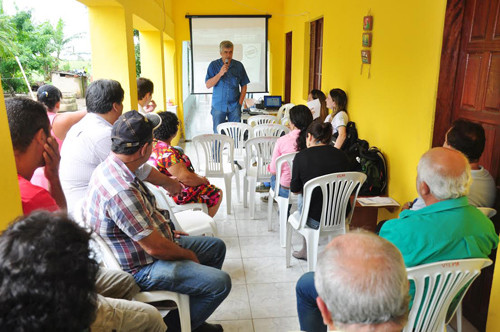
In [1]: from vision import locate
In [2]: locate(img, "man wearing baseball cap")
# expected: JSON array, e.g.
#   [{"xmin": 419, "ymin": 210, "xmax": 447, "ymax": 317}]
[{"xmin": 85, "ymin": 111, "xmax": 230, "ymax": 332}]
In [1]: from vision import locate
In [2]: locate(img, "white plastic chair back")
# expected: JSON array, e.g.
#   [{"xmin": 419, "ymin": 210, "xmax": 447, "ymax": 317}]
[
  {"xmin": 91, "ymin": 233, "xmax": 192, "ymax": 331},
  {"xmin": 192, "ymin": 134, "xmax": 234, "ymax": 176},
  {"xmin": 217, "ymin": 122, "xmax": 253, "ymax": 162},
  {"xmin": 243, "ymin": 136, "xmax": 279, "ymax": 218},
  {"xmin": 253, "ymin": 124, "xmax": 290, "ymax": 138},
  {"xmin": 247, "ymin": 115, "xmax": 278, "ymax": 127},
  {"xmin": 244, "ymin": 137, "xmax": 279, "ymax": 182},
  {"xmin": 192, "ymin": 133, "xmax": 239, "ymax": 214},
  {"xmin": 300, "ymin": 172, "xmax": 366, "ymax": 232},
  {"xmin": 286, "ymin": 172, "xmax": 367, "ymax": 271},
  {"xmin": 267, "ymin": 152, "xmax": 297, "ymax": 247},
  {"xmin": 478, "ymin": 207, "xmax": 497, "ymax": 218},
  {"xmin": 276, "ymin": 103, "xmax": 295, "ymax": 125},
  {"xmin": 403, "ymin": 258, "xmax": 492, "ymax": 332}
]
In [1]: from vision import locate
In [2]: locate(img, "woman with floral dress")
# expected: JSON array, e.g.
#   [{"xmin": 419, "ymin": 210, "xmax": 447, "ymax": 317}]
[{"xmin": 150, "ymin": 111, "xmax": 222, "ymax": 217}]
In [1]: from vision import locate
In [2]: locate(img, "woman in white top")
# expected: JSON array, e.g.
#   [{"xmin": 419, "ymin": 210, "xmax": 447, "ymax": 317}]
[{"xmin": 324, "ymin": 88, "xmax": 348, "ymax": 149}]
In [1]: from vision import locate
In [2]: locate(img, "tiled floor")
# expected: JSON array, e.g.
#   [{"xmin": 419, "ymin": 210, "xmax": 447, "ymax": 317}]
[{"xmin": 180, "ymin": 141, "xmax": 305, "ymax": 332}]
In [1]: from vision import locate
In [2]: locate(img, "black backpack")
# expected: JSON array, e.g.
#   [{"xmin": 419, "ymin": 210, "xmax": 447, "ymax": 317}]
[
  {"xmin": 341, "ymin": 121, "xmax": 358, "ymax": 152},
  {"xmin": 358, "ymin": 147, "xmax": 387, "ymax": 196}
]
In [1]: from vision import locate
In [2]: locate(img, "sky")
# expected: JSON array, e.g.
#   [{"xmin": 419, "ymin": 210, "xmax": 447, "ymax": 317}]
[{"xmin": 3, "ymin": 0, "xmax": 91, "ymax": 60}]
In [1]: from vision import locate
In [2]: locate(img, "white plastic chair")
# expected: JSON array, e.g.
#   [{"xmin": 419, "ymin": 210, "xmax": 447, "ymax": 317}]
[
  {"xmin": 286, "ymin": 172, "xmax": 367, "ymax": 271},
  {"xmin": 217, "ymin": 122, "xmax": 253, "ymax": 168},
  {"xmin": 144, "ymin": 182, "xmax": 217, "ymax": 236},
  {"xmin": 247, "ymin": 115, "xmax": 278, "ymax": 127},
  {"xmin": 192, "ymin": 134, "xmax": 240, "ymax": 214},
  {"xmin": 243, "ymin": 136, "xmax": 279, "ymax": 218},
  {"xmin": 478, "ymin": 207, "xmax": 497, "ymax": 218},
  {"xmin": 403, "ymin": 258, "xmax": 492, "ymax": 332},
  {"xmin": 276, "ymin": 103, "xmax": 295, "ymax": 126},
  {"xmin": 92, "ymin": 233, "xmax": 192, "ymax": 332},
  {"xmin": 253, "ymin": 123, "xmax": 290, "ymax": 138},
  {"xmin": 267, "ymin": 152, "xmax": 297, "ymax": 247}
]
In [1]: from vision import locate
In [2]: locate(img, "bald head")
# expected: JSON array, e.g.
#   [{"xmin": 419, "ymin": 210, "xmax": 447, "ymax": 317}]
[
  {"xmin": 417, "ymin": 147, "xmax": 471, "ymax": 202},
  {"xmin": 315, "ymin": 231, "xmax": 409, "ymax": 331}
]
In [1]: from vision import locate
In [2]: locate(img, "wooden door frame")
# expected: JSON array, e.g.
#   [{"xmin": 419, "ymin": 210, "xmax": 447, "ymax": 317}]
[
  {"xmin": 432, "ymin": 0, "xmax": 465, "ymax": 147},
  {"xmin": 284, "ymin": 31, "xmax": 292, "ymax": 104}
]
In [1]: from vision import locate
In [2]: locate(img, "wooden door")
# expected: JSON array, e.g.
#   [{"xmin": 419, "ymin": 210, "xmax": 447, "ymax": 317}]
[
  {"xmin": 284, "ymin": 32, "xmax": 292, "ymax": 104},
  {"xmin": 434, "ymin": 0, "xmax": 500, "ymax": 329}
]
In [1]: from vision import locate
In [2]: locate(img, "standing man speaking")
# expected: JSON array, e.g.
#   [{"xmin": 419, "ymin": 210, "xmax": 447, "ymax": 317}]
[{"xmin": 206, "ymin": 40, "xmax": 250, "ymax": 133}]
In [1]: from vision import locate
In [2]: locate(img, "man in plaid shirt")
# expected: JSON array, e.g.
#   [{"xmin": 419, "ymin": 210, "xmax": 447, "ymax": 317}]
[{"xmin": 85, "ymin": 111, "xmax": 230, "ymax": 332}]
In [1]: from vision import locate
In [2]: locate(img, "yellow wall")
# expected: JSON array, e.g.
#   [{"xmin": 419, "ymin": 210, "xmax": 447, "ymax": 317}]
[
  {"xmin": 283, "ymin": 0, "xmax": 447, "ymax": 219},
  {"xmin": 170, "ymin": 0, "xmax": 285, "ymax": 131},
  {"xmin": 0, "ymin": 84, "xmax": 24, "ymax": 230}
]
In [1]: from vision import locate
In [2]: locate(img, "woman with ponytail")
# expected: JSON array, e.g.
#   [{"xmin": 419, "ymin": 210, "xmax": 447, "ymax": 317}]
[
  {"xmin": 324, "ymin": 88, "xmax": 348, "ymax": 149},
  {"xmin": 267, "ymin": 105, "xmax": 313, "ymax": 199},
  {"xmin": 290, "ymin": 120, "xmax": 351, "ymax": 259}
]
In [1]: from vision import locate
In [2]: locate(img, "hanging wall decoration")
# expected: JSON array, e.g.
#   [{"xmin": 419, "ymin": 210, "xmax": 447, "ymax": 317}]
[{"xmin": 361, "ymin": 12, "xmax": 373, "ymax": 78}]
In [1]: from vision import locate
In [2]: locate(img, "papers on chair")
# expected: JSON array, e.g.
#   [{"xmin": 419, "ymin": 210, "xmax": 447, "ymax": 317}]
[
  {"xmin": 357, "ymin": 196, "xmax": 400, "ymax": 207},
  {"xmin": 306, "ymin": 98, "xmax": 321, "ymax": 119}
]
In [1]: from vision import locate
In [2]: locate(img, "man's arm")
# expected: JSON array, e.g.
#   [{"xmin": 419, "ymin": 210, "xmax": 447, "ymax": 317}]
[
  {"xmin": 44, "ymin": 136, "xmax": 67, "ymax": 210},
  {"xmin": 145, "ymin": 167, "xmax": 182, "ymax": 195},
  {"xmin": 206, "ymin": 63, "xmax": 228, "ymax": 89},
  {"xmin": 137, "ymin": 228, "xmax": 199, "ymax": 263},
  {"xmin": 239, "ymin": 84, "xmax": 247, "ymax": 106}
]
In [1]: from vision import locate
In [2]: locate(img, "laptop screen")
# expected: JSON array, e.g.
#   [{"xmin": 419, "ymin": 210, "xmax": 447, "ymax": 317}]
[{"xmin": 264, "ymin": 96, "xmax": 282, "ymax": 108}]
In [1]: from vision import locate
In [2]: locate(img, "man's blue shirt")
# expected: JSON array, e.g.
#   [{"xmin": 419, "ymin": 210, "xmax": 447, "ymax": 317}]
[{"xmin": 205, "ymin": 58, "xmax": 249, "ymax": 111}]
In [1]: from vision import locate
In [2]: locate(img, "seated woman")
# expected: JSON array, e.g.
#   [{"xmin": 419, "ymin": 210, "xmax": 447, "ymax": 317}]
[
  {"xmin": 307, "ymin": 89, "xmax": 328, "ymax": 122},
  {"xmin": 290, "ymin": 120, "xmax": 351, "ymax": 259},
  {"xmin": 31, "ymin": 85, "xmax": 86, "ymax": 189},
  {"xmin": 323, "ymin": 88, "xmax": 348, "ymax": 149},
  {"xmin": 268, "ymin": 105, "xmax": 313, "ymax": 199},
  {"xmin": 151, "ymin": 111, "xmax": 223, "ymax": 217}
]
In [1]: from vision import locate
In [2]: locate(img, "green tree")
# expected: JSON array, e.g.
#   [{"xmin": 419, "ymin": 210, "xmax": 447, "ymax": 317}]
[{"xmin": 0, "ymin": 10, "xmax": 80, "ymax": 93}]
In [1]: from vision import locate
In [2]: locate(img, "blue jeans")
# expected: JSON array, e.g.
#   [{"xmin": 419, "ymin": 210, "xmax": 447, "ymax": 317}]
[
  {"xmin": 211, "ymin": 106, "xmax": 241, "ymax": 133},
  {"xmin": 297, "ymin": 194, "xmax": 320, "ymax": 229},
  {"xmin": 296, "ymin": 272, "xmax": 327, "ymax": 332},
  {"xmin": 270, "ymin": 175, "xmax": 290, "ymax": 198},
  {"xmin": 133, "ymin": 236, "xmax": 231, "ymax": 331}
]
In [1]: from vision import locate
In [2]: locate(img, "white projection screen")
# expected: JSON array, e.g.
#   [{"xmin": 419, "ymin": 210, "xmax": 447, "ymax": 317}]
[{"xmin": 188, "ymin": 15, "xmax": 269, "ymax": 94}]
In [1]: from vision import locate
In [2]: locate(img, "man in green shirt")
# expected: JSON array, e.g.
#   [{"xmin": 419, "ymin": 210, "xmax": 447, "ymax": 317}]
[
  {"xmin": 380, "ymin": 147, "xmax": 498, "ymax": 300},
  {"xmin": 296, "ymin": 147, "xmax": 498, "ymax": 332}
]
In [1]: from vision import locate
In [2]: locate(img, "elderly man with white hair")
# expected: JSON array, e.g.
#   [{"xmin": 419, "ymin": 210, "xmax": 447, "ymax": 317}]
[
  {"xmin": 315, "ymin": 231, "xmax": 410, "ymax": 332},
  {"xmin": 296, "ymin": 147, "xmax": 498, "ymax": 332}
]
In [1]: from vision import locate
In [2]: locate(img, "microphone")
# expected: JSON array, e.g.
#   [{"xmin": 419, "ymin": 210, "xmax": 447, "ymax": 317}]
[{"xmin": 225, "ymin": 58, "xmax": 229, "ymax": 65}]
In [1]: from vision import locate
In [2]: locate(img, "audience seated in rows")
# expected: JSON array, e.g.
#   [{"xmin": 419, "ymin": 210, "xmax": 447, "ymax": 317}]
[
  {"xmin": 84, "ymin": 111, "xmax": 231, "ymax": 332},
  {"xmin": 309, "ymin": 231, "xmax": 410, "ymax": 332},
  {"xmin": 296, "ymin": 147, "xmax": 498, "ymax": 332},
  {"xmin": 6, "ymin": 97, "xmax": 167, "ymax": 331},
  {"xmin": 407, "ymin": 119, "xmax": 496, "ymax": 210},
  {"xmin": 149, "ymin": 111, "xmax": 223, "ymax": 217},
  {"xmin": 290, "ymin": 120, "xmax": 351, "ymax": 260},
  {"xmin": 59, "ymin": 79, "xmax": 181, "ymax": 215},
  {"xmin": 267, "ymin": 104, "xmax": 313, "ymax": 199},
  {"xmin": 137, "ymin": 77, "xmax": 157, "ymax": 114}
]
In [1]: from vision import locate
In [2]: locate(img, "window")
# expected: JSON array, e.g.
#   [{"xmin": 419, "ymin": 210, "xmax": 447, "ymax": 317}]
[{"xmin": 308, "ymin": 18, "xmax": 323, "ymax": 92}]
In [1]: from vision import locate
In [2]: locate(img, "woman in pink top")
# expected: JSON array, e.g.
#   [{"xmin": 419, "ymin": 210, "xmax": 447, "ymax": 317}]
[
  {"xmin": 31, "ymin": 85, "xmax": 86, "ymax": 189},
  {"xmin": 268, "ymin": 105, "xmax": 314, "ymax": 198}
]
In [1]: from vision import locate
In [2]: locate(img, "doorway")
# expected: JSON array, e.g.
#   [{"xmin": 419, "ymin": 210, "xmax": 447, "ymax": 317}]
[{"xmin": 433, "ymin": 0, "xmax": 500, "ymax": 329}]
